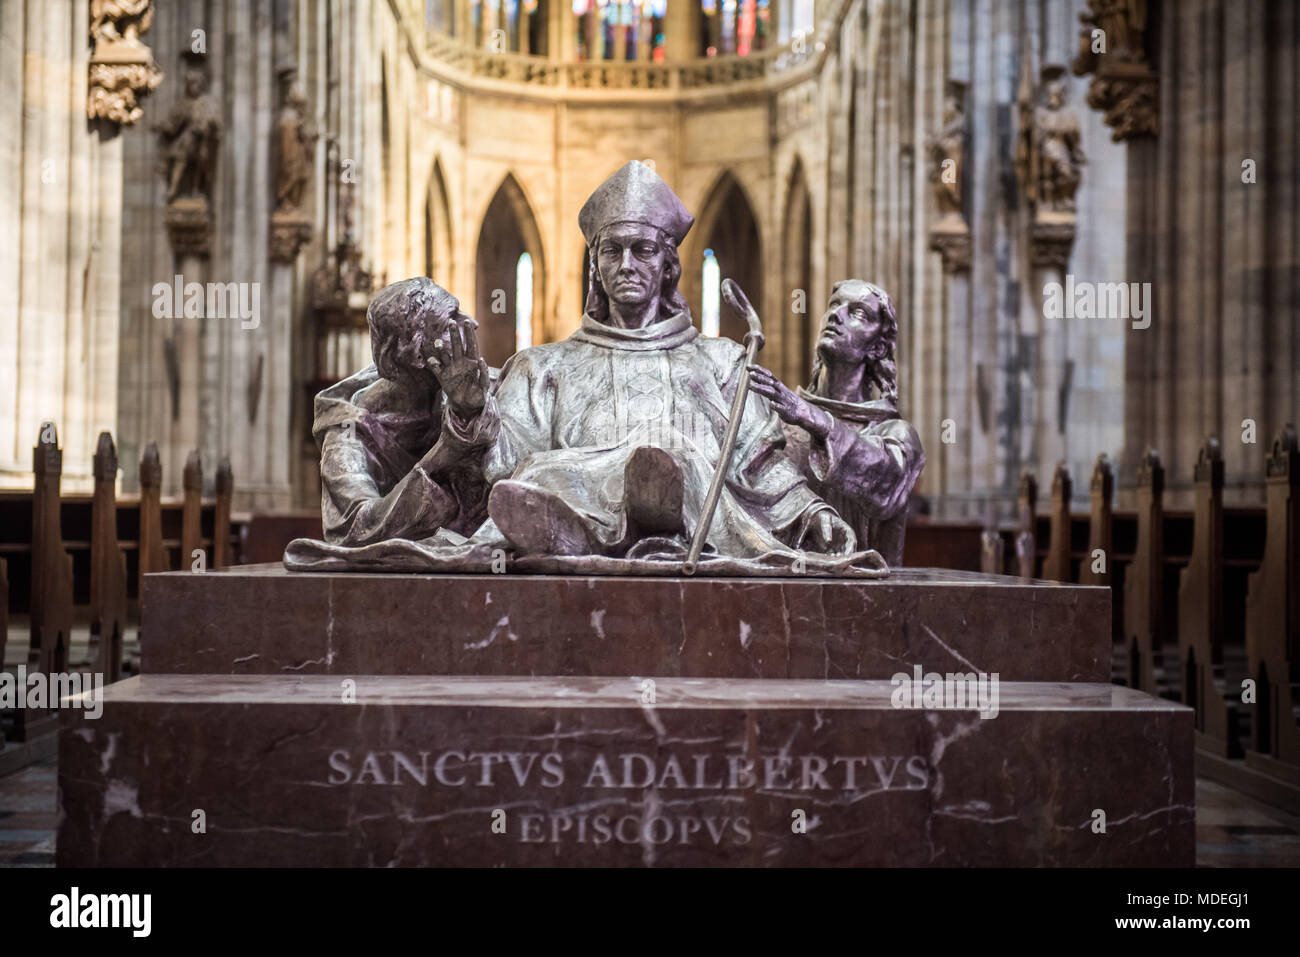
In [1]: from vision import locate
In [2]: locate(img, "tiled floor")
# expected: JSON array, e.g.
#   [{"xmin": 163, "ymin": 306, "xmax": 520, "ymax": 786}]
[
  {"xmin": 0, "ymin": 759, "xmax": 56, "ymax": 867},
  {"xmin": 1193, "ymin": 777, "xmax": 1300, "ymax": 866},
  {"xmin": 1, "ymin": 753, "xmax": 1296, "ymax": 867}
]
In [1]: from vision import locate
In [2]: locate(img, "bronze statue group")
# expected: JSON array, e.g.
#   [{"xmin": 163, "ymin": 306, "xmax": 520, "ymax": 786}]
[{"xmin": 286, "ymin": 162, "xmax": 924, "ymax": 578}]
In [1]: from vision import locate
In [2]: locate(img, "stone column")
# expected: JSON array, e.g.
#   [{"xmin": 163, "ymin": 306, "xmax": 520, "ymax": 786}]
[
  {"xmin": 456, "ymin": 0, "xmax": 471, "ymax": 42},
  {"xmin": 1071, "ymin": 0, "xmax": 1160, "ymax": 501},
  {"xmin": 1030, "ymin": 235, "xmax": 1072, "ymax": 478},
  {"xmin": 967, "ymin": 0, "xmax": 998, "ymax": 511},
  {"xmin": 550, "ymin": 0, "xmax": 570, "ymax": 60},
  {"xmin": 171, "ymin": 254, "xmax": 204, "ymax": 487},
  {"xmin": 939, "ymin": 253, "xmax": 973, "ymax": 517}
]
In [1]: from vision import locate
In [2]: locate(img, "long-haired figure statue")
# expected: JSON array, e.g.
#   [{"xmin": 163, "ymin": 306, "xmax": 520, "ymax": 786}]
[{"xmin": 747, "ymin": 280, "xmax": 925, "ymax": 566}]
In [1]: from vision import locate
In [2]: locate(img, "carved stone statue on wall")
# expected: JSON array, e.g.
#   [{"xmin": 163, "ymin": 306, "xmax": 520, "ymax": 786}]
[
  {"xmin": 1029, "ymin": 66, "xmax": 1086, "ymax": 215},
  {"xmin": 270, "ymin": 80, "xmax": 318, "ymax": 262},
  {"xmin": 1017, "ymin": 63, "xmax": 1086, "ymax": 266},
  {"xmin": 275, "ymin": 87, "xmax": 318, "ymax": 213},
  {"xmin": 746, "ymin": 281, "xmax": 926, "ymax": 567},
  {"xmin": 927, "ymin": 79, "xmax": 966, "ymax": 222},
  {"xmin": 926, "ymin": 78, "xmax": 970, "ymax": 273},
  {"xmin": 156, "ymin": 68, "xmax": 220, "ymax": 202},
  {"xmin": 90, "ymin": 0, "xmax": 154, "ymax": 45},
  {"xmin": 154, "ymin": 66, "xmax": 220, "ymax": 257},
  {"xmin": 1071, "ymin": 0, "xmax": 1158, "ymax": 140},
  {"xmin": 286, "ymin": 162, "xmax": 893, "ymax": 577},
  {"xmin": 87, "ymin": 0, "xmax": 163, "ymax": 126}
]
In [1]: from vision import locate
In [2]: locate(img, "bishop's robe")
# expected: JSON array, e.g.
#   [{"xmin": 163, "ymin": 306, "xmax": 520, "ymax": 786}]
[
  {"xmin": 476, "ymin": 310, "xmax": 847, "ymax": 560},
  {"xmin": 314, "ymin": 365, "xmax": 497, "ymax": 546}
]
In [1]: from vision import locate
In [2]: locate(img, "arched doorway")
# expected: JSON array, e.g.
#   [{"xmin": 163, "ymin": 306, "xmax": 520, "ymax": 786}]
[
  {"xmin": 690, "ymin": 171, "xmax": 762, "ymax": 346},
  {"xmin": 475, "ymin": 174, "xmax": 545, "ymax": 366},
  {"xmin": 424, "ymin": 159, "xmax": 453, "ymax": 288},
  {"xmin": 782, "ymin": 159, "xmax": 813, "ymax": 384}
]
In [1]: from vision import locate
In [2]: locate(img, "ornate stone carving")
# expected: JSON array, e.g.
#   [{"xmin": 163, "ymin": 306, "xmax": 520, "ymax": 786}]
[
  {"xmin": 309, "ymin": 186, "xmax": 379, "ymax": 321},
  {"xmin": 87, "ymin": 0, "xmax": 163, "ymax": 126},
  {"xmin": 927, "ymin": 79, "xmax": 966, "ymax": 223},
  {"xmin": 274, "ymin": 86, "xmax": 318, "ymax": 214},
  {"xmin": 1029, "ymin": 219, "xmax": 1077, "ymax": 268},
  {"xmin": 1071, "ymin": 0, "xmax": 1158, "ymax": 141},
  {"xmin": 269, "ymin": 217, "xmax": 313, "ymax": 263},
  {"xmin": 154, "ymin": 66, "xmax": 221, "ymax": 257},
  {"xmin": 927, "ymin": 79, "xmax": 970, "ymax": 273},
  {"xmin": 1017, "ymin": 64, "xmax": 1085, "ymax": 266},
  {"xmin": 270, "ymin": 77, "xmax": 319, "ymax": 263},
  {"xmin": 929, "ymin": 230, "xmax": 971, "ymax": 274},
  {"xmin": 1019, "ymin": 65, "xmax": 1086, "ymax": 216}
]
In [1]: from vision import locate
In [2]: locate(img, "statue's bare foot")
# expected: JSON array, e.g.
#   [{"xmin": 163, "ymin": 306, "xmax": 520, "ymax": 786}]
[
  {"xmin": 624, "ymin": 446, "xmax": 684, "ymax": 536},
  {"xmin": 489, "ymin": 480, "xmax": 597, "ymax": 556}
]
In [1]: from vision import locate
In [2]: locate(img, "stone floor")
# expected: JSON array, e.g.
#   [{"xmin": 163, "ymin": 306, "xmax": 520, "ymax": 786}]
[{"xmin": 1, "ymin": 753, "xmax": 1296, "ymax": 867}]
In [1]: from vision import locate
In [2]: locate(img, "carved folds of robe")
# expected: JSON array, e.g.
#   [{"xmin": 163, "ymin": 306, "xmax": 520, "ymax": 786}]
[
  {"xmin": 475, "ymin": 310, "xmax": 874, "ymax": 566},
  {"xmin": 314, "ymin": 365, "xmax": 497, "ymax": 546},
  {"xmin": 782, "ymin": 390, "xmax": 926, "ymax": 567}
]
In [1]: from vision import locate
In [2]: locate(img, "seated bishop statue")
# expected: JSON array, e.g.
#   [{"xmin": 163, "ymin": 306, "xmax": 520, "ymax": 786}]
[{"xmin": 286, "ymin": 161, "xmax": 922, "ymax": 577}]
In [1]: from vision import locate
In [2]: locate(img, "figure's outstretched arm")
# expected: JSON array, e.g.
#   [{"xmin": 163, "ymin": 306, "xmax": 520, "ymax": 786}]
[{"xmin": 746, "ymin": 364, "xmax": 833, "ymax": 439}]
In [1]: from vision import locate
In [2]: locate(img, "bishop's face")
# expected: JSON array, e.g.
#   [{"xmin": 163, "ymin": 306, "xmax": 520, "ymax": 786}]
[
  {"xmin": 817, "ymin": 284, "xmax": 887, "ymax": 365},
  {"xmin": 595, "ymin": 223, "xmax": 667, "ymax": 319}
]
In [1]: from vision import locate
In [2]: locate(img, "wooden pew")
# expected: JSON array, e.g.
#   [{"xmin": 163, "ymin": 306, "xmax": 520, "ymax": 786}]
[
  {"xmin": 979, "ymin": 526, "xmax": 1004, "ymax": 575},
  {"xmin": 137, "ymin": 443, "xmax": 168, "ymax": 595},
  {"xmin": 1042, "ymin": 463, "xmax": 1073, "ymax": 582},
  {"xmin": 182, "ymin": 450, "xmax": 202, "ymax": 570},
  {"xmin": 1015, "ymin": 471, "xmax": 1037, "ymax": 579},
  {"xmin": 19, "ymin": 423, "xmax": 74, "ymax": 739},
  {"xmin": 1125, "ymin": 449, "xmax": 1166, "ymax": 693},
  {"xmin": 214, "ymin": 457, "xmax": 233, "ymax": 569},
  {"xmin": 1178, "ymin": 437, "xmax": 1239, "ymax": 755},
  {"xmin": 1080, "ymin": 454, "xmax": 1113, "ymax": 586},
  {"xmin": 90, "ymin": 432, "xmax": 128, "ymax": 683},
  {"xmin": 1245, "ymin": 425, "xmax": 1300, "ymax": 771},
  {"xmin": 29, "ymin": 423, "xmax": 73, "ymax": 677}
]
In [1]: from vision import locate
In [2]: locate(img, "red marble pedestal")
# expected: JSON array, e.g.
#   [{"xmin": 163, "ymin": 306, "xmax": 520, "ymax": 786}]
[{"xmin": 56, "ymin": 567, "xmax": 1193, "ymax": 867}]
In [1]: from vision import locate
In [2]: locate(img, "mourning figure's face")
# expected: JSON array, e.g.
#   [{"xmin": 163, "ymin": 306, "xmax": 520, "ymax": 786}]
[
  {"xmin": 817, "ymin": 282, "xmax": 888, "ymax": 365},
  {"xmin": 594, "ymin": 223, "xmax": 668, "ymax": 310},
  {"xmin": 370, "ymin": 281, "xmax": 460, "ymax": 385}
]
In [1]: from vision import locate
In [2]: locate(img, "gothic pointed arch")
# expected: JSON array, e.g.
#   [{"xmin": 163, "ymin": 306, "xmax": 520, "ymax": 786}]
[
  {"xmin": 684, "ymin": 169, "xmax": 763, "ymax": 345},
  {"xmin": 782, "ymin": 156, "xmax": 814, "ymax": 383},
  {"xmin": 424, "ymin": 157, "xmax": 454, "ymax": 289},
  {"xmin": 475, "ymin": 173, "xmax": 546, "ymax": 365}
]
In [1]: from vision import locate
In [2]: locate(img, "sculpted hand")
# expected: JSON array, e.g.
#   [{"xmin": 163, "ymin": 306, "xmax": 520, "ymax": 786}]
[
  {"xmin": 802, "ymin": 510, "xmax": 857, "ymax": 556},
  {"xmin": 429, "ymin": 314, "xmax": 489, "ymax": 418},
  {"xmin": 746, "ymin": 364, "xmax": 831, "ymax": 439}
]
